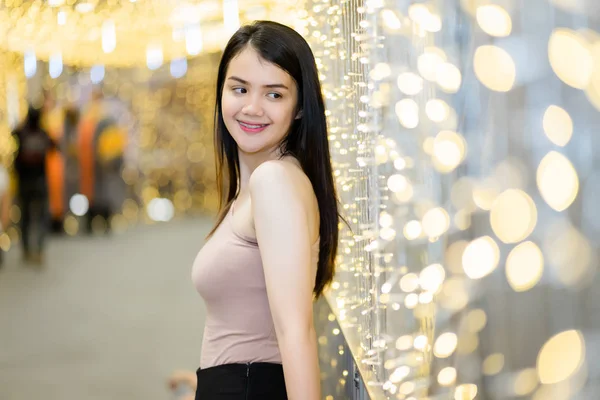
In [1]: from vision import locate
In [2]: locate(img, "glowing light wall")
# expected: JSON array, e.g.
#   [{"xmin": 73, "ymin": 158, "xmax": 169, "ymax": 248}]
[{"xmin": 302, "ymin": 0, "xmax": 600, "ymax": 398}]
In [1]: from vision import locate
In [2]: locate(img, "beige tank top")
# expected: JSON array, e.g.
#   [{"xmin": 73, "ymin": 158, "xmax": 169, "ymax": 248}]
[{"xmin": 192, "ymin": 204, "xmax": 320, "ymax": 368}]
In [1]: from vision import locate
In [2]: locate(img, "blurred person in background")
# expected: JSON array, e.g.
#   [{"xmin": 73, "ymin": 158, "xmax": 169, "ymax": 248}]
[
  {"xmin": 41, "ymin": 91, "xmax": 66, "ymax": 234},
  {"xmin": 12, "ymin": 105, "xmax": 56, "ymax": 264},
  {"xmin": 78, "ymin": 89, "xmax": 127, "ymax": 234},
  {"xmin": 63, "ymin": 105, "xmax": 81, "ymax": 210},
  {"xmin": 0, "ymin": 161, "xmax": 9, "ymax": 267}
]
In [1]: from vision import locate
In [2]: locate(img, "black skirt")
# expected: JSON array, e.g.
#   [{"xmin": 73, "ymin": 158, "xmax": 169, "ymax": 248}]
[{"xmin": 195, "ymin": 362, "xmax": 288, "ymax": 400}]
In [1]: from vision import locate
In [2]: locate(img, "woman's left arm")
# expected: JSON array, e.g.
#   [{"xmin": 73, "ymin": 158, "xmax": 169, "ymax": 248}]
[{"xmin": 250, "ymin": 161, "xmax": 320, "ymax": 400}]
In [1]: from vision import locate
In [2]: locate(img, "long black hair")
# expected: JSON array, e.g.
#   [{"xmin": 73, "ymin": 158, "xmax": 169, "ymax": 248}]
[{"xmin": 207, "ymin": 20, "xmax": 339, "ymax": 298}]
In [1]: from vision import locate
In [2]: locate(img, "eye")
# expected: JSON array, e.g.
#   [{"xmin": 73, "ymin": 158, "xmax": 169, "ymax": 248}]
[
  {"xmin": 233, "ymin": 87, "xmax": 247, "ymax": 94},
  {"xmin": 267, "ymin": 92, "xmax": 282, "ymax": 99}
]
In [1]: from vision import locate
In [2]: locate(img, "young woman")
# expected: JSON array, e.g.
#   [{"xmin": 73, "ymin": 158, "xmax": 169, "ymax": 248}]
[{"xmin": 188, "ymin": 20, "xmax": 340, "ymax": 400}]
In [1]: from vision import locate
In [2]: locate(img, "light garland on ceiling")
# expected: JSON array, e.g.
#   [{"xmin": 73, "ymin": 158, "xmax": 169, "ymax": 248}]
[{"xmin": 0, "ymin": 0, "xmax": 303, "ymax": 68}]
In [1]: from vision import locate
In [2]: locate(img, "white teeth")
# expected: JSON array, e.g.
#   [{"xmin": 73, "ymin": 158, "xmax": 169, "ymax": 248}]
[{"xmin": 239, "ymin": 122, "xmax": 266, "ymax": 129}]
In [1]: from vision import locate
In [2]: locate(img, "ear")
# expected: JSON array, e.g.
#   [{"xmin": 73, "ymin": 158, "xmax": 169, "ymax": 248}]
[{"xmin": 295, "ymin": 109, "xmax": 303, "ymax": 120}]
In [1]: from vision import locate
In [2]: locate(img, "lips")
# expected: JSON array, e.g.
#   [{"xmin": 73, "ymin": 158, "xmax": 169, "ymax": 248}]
[{"xmin": 238, "ymin": 120, "xmax": 269, "ymax": 133}]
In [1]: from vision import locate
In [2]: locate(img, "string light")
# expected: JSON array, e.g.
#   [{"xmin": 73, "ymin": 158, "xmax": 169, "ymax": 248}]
[
  {"xmin": 1, "ymin": 1, "xmax": 599, "ymax": 398},
  {"xmin": 307, "ymin": 0, "xmax": 600, "ymax": 398},
  {"xmin": 0, "ymin": 1, "xmax": 300, "ymax": 68}
]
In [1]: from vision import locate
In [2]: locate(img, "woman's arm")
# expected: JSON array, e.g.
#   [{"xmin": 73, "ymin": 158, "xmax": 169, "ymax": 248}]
[{"xmin": 249, "ymin": 161, "xmax": 320, "ymax": 400}]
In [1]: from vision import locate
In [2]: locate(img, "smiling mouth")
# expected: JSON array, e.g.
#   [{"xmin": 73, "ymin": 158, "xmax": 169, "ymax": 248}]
[
  {"xmin": 238, "ymin": 121, "xmax": 269, "ymax": 129},
  {"xmin": 237, "ymin": 121, "xmax": 270, "ymax": 133}
]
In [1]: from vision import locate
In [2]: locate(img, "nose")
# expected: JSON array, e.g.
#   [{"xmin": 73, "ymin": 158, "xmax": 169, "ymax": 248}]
[{"xmin": 241, "ymin": 96, "xmax": 264, "ymax": 117}]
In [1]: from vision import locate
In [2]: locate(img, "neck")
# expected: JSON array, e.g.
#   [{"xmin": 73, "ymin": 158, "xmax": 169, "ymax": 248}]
[
  {"xmin": 237, "ymin": 146, "xmax": 302, "ymax": 196},
  {"xmin": 238, "ymin": 147, "xmax": 283, "ymax": 194}
]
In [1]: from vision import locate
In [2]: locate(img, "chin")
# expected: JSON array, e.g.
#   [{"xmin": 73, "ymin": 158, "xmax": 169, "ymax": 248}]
[{"xmin": 236, "ymin": 142, "xmax": 270, "ymax": 155}]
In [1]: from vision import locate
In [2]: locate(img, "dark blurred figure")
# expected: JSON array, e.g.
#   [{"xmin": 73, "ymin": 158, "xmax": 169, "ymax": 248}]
[
  {"xmin": 0, "ymin": 163, "xmax": 9, "ymax": 267},
  {"xmin": 63, "ymin": 105, "xmax": 81, "ymax": 210},
  {"xmin": 13, "ymin": 106, "xmax": 56, "ymax": 264},
  {"xmin": 41, "ymin": 91, "xmax": 67, "ymax": 234},
  {"xmin": 78, "ymin": 89, "xmax": 127, "ymax": 234}
]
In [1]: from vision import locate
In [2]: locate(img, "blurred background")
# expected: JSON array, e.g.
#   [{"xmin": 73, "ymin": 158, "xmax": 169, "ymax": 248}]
[
  {"xmin": 0, "ymin": 1, "xmax": 303, "ymax": 400},
  {"xmin": 2, "ymin": 0, "xmax": 600, "ymax": 400}
]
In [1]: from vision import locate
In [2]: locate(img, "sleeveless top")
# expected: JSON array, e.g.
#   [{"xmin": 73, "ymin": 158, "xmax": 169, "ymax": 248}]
[{"xmin": 192, "ymin": 204, "xmax": 320, "ymax": 368}]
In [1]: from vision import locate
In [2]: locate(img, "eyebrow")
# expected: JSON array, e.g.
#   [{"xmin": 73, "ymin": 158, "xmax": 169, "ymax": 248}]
[{"xmin": 227, "ymin": 76, "xmax": 289, "ymax": 90}]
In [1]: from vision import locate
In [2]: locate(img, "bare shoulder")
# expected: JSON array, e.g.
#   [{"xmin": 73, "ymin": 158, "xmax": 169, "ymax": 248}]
[
  {"xmin": 249, "ymin": 159, "xmax": 312, "ymax": 196},
  {"xmin": 249, "ymin": 159, "xmax": 319, "ymax": 240}
]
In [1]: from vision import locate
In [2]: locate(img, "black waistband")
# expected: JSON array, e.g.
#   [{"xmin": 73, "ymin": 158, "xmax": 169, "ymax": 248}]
[{"xmin": 197, "ymin": 362, "xmax": 283, "ymax": 374}]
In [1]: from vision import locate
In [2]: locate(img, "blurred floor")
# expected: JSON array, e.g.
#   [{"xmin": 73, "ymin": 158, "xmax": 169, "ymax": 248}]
[{"xmin": 0, "ymin": 216, "xmax": 212, "ymax": 400}]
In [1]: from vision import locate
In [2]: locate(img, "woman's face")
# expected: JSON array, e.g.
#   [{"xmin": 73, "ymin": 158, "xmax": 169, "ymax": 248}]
[{"xmin": 221, "ymin": 46, "xmax": 299, "ymax": 156}]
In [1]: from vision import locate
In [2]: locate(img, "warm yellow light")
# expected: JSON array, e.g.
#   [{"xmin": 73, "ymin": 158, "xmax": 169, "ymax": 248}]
[
  {"xmin": 537, "ymin": 151, "xmax": 579, "ymax": 211},
  {"xmin": 476, "ymin": 5, "xmax": 512, "ymax": 37},
  {"xmin": 532, "ymin": 383, "xmax": 572, "ymax": 400},
  {"xmin": 422, "ymin": 207, "xmax": 450, "ymax": 238},
  {"xmin": 454, "ymin": 384, "xmax": 478, "ymax": 400},
  {"xmin": 394, "ymin": 158, "xmax": 407, "ymax": 171},
  {"xmin": 403, "ymin": 220, "xmax": 422, "ymax": 240},
  {"xmin": 457, "ymin": 334, "xmax": 479, "ymax": 355},
  {"xmin": 514, "ymin": 368, "xmax": 539, "ymax": 396},
  {"xmin": 537, "ymin": 330, "xmax": 585, "ymax": 384},
  {"xmin": 483, "ymin": 353, "xmax": 505, "ymax": 376},
  {"xmin": 408, "ymin": 4, "xmax": 429, "ymax": 24},
  {"xmin": 370, "ymin": 62, "xmax": 392, "ymax": 81},
  {"xmin": 465, "ymin": 309, "xmax": 487, "ymax": 333},
  {"xmin": 379, "ymin": 211, "xmax": 393, "ymax": 228},
  {"xmin": 438, "ymin": 367, "xmax": 457, "ymax": 386},
  {"xmin": 0, "ymin": 233, "xmax": 10, "ymax": 252},
  {"xmin": 490, "ymin": 189, "xmax": 537, "ymax": 243},
  {"xmin": 418, "ymin": 47, "xmax": 447, "ymax": 81},
  {"xmin": 545, "ymin": 223, "xmax": 592, "ymax": 287},
  {"xmin": 397, "ymin": 72, "xmax": 424, "ymax": 95},
  {"xmin": 387, "ymin": 174, "xmax": 408, "ymax": 193},
  {"xmin": 381, "ymin": 9, "xmax": 402, "ymax": 30},
  {"xmin": 474, "ymin": 45, "xmax": 516, "ymax": 92},
  {"xmin": 388, "ymin": 174, "xmax": 414, "ymax": 203},
  {"xmin": 389, "ymin": 366, "xmax": 410, "ymax": 383},
  {"xmin": 424, "ymin": 13, "xmax": 442, "ymax": 33},
  {"xmin": 432, "ymin": 130, "xmax": 467, "ymax": 172},
  {"xmin": 399, "ymin": 273, "xmax": 419, "ymax": 292},
  {"xmin": 460, "ymin": 0, "xmax": 478, "ymax": 15},
  {"xmin": 423, "ymin": 137, "xmax": 435, "ymax": 155},
  {"xmin": 506, "ymin": 241, "xmax": 544, "ymax": 292},
  {"xmin": 413, "ymin": 334, "xmax": 428, "ymax": 350},
  {"xmin": 436, "ymin": 62, "xmax": 462, "ymax": 93},
  {"xmin": 380, "ymin": 227, "xmax": 396, "ymax": 241},
  {"xmin": 399, "ymin": 381, "xmax": 415, "ymax": 395},
  {"xmin": 434, "ymin": 332, "xmax": 458, "ymax": 358},
  {"xmin": 426, "ymin": 99, "xmax": 450, "ymax": 122},
  {"xmin": 405, "ymin": 293, "xmax": 419, "ymax": 308},
  {"xmin": 454, "ymin": 209, "xmax": 472, "ymax": 230},
  {"xmin": 441, "ymin": 277, "xmax": 469, "ymax": 311},
  {"xmin": 586, "ymin": 43, "xmax": 600, "ymax": 111},
  {"xmin": 76, "ymin": 2, "xmax": 95, "ymax": 13},
  {"xmin": 395, "ymin": 99, "xmax": 419, "ymax": 128},
  {"xmin": 396, "ymin": 335, "xmax": 413, "ymax": 351},
  {"xmin": 462, "ymin": 236, "xmax": 500, "ymax": 279},
  {"xmin": 543, "ymin": 105, "xmax": 573, "ymax": 146},
  {"xmin": 549, "ymin": 28, "xmax": 594, "ymax": 89},
  {"xmin": 473, "ymin": 179, "xmax": 501, "ymax": 211},
  {"xmin": 419, "ymin": 263, "xmax": 446, "ymax": 293}
]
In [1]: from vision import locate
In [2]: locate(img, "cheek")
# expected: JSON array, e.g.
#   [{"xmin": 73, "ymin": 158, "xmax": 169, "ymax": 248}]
[
  {"xmin": 221, "ymin": 92, "xmax": 238, "ymax": 118},
  {"xmin": 273, "ymin": 102, "xmax": 297, "ymax": 125}
]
